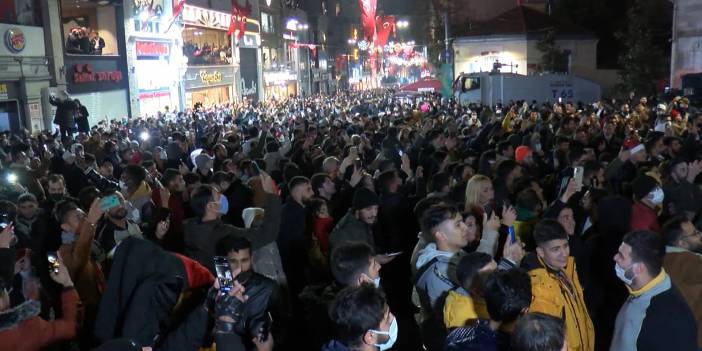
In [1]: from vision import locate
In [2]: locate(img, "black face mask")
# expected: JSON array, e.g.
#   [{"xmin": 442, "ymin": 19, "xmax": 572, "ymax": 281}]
[
  {"xmin": 49, "ymin": 193, "xmax": 65, "ymax": 202},
  {"xmin": 236, "ymin": 270, "xmax": 253, "ymax": 284}
]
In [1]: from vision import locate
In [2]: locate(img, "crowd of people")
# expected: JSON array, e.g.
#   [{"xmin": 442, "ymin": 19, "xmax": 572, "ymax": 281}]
[
  {"xmin": 0, "ymin": 90, "xmax": 700, "ymax": 351},
  {"xmin": 183, "ymin": 42, "xmax": 234, "ymax": 66},
  {"xmin": 65, "ymin": 28, "xmax": 105, "ymax": 55}
]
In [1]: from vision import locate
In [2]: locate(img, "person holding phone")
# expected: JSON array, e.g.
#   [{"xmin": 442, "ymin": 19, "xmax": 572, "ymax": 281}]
[
  {"xmin": 0, "ymin": 252, "xmax": 80, "ymax": 351},
  {"xmin": 56, "ymin": 197, "xmax": 104, "ymax": 348}
]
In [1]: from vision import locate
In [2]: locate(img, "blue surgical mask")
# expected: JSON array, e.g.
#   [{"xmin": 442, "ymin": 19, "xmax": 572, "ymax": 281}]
[
  {"xmin": 370, "ymin": 317, "xmax": 398, "ymax": 351},
  {"xmin": 219, "ymin": 194, "xmax": 229, "ymax": 215}
]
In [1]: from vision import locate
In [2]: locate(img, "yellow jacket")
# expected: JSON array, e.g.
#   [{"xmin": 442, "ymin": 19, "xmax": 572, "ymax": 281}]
[
  {"xmin": 528, "ymin": 256, "xmax": 594, "ymax": 351},
  {"xmin": 443, "ymin": 288, "xmax": 490, "ymax": 328}
]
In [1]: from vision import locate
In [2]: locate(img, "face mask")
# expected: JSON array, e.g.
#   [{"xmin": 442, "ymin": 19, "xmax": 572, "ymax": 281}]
[
  {"xmin": 615, "ymin": 263, "xmax": 635, "ymax": 286},
  {"xmin": 534, "ymin": 143, "xmax": 542, "ymax": 153},
  {"xmin": 119, "ymin": 180, "xmax": 128, "ymax": 193},
  {"xmin": 370, "ymin": 317, "xmax": 398, "ymax": 351},
  {"xmin": 219, "ymin": 194, "xmax": 229, "ymax": 215},
  {"xmin": 236, "ymin": 269, "xmax": 253, "ymax": 283},
  {"xmin": 50, "ymin": 193, "xmax": 65, "ymax": 202},
  {"xmin": 648, "ymin": 187, "xmax": 664, "ymax": 206},
  {"xmin": 373, "ymin": 277, "xmax": 381, "ymax": 288},
  {"xmin": 160, "ymin": 150, "xmax": 168, "ymax": 159}
]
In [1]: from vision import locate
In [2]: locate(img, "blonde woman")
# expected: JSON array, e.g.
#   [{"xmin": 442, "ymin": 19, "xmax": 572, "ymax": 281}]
[
  {"xmin": 464, "ymin": 174, "xmax": 517, "ymax": 256},
  {"xmin": 464, "ymin": 175, "xmax": 495, "ymax": 215}
]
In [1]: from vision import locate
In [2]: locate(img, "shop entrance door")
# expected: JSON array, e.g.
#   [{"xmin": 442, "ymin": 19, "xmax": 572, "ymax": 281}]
[{"xmin": 0, "ymin": 100, "xmax": 21, "ymax": 133}]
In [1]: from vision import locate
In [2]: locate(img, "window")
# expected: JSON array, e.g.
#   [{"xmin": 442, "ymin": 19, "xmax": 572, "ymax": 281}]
[
  {"xmin": 261, "ymin": 12, "xmax": 274, "ymax": 33},
  {"xmin": 462, "ymin": 77, "xmax": 480, "ymax": 92},
  {"xmin": 0, "ymin": 0, "xmax": 41, "ymax": 26},
  {"xmin": 61, "ymin": 0, "xmax": 120, "ymax": 55},
  {"xmin": 182, "ymin": 26, "xmax": 232, "ymax": 66}
]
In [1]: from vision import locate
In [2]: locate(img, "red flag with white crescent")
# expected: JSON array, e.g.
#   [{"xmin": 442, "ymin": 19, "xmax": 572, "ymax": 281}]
[{"xmin": 374, "ymin": 15, "xmax": 395, "ymax": 48}]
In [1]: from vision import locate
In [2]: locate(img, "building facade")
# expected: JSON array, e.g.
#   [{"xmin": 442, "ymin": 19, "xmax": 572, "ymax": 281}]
[{"xmin": 670, "ymin": 0, "xmax": 702, "ymax": 89}]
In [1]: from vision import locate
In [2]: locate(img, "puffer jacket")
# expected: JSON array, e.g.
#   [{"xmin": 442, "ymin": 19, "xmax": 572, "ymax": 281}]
[{"xmin": 527, "ymin": 256, "xmax": 594, "ymax": 351}]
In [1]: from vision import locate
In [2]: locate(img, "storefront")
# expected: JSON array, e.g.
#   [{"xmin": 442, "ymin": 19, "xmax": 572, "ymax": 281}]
[
  {"xmin": 0, "ymin": 23, "xmax": 52, "ymax": 132},
  {"xmin": 134, "ymin": 40, "xmax": 179, "ymax": 116},
  {"xmin": 124, "ymin": 0, "xmax": 184, "ymax": 117},
  {"xmin": 181, "ymin": 4, "xmax": 236, "ymax": 108},
  {"xmin": 263, "ymin": 70, "xmax": 297, "ymax": 99},
  {"xmin": 64, "ymin": 57, "xmax": 129, "ymax": 125},
  {"xmin": 183, "ymin": 66, "xmax": 236, "ymax": 107},
  {"xmin": 239, "ymin": 46, "xmax": 260, "ymax": 102}
]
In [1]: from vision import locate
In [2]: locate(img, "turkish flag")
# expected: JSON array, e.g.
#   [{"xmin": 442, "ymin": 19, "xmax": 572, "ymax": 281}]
[
  {"xmin": 358, "ymin": 0, "xmax": 377, "ymax": 41},
  {"xmin": 374, "ymin": 16, "xmax": 395, "ymax": 48}
]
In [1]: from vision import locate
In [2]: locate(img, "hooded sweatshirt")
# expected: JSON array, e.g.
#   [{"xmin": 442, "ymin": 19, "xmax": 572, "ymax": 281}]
[{"xmin": 415, "ymin": 243, "xmax": 459, "ymax": 321}]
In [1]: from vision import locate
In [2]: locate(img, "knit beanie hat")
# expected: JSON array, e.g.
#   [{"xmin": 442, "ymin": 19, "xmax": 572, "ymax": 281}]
[
  {"xmin": 632, "ymin": 175, "xmax": 658, "ymax": 201},
  {"xmin": 352, "ymin": 188, "xmax": 380, "ymax": 210},
  {"xmin": 514, "ymin": 146, "xmax": 532, "ymax": 164}
]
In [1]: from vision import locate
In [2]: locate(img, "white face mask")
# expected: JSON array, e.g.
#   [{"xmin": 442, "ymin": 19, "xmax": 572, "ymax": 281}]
[
  {"xmin": 615, "ymin": 263, "xmax": 635, "ymax": 286},
  {"xmin": 370, "ymin": 317, "xmax": 398, "ymax": 351},
  {"xmin": 648, "ymin": 187, "xmax": 664, "ymax": 206}
]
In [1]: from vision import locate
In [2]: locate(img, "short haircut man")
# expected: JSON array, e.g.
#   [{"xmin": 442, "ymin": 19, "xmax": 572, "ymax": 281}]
[
  {"xmin": 512, "ymin": 313, "xmax": 566, "ymax": 351},
  {"xmin": 328, "ymin": 284, "xmax": 388, "ymax": 349},
  {"xmin": 330, "ymin": 242, "xmax": 377, "ymax": 287},
  {"xmin": 484, "ymin": 268, "xmax": 532, "ymax": 323}
]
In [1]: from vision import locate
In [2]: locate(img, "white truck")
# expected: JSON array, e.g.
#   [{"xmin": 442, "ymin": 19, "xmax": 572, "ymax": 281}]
[{"xmin": 453, "ymin": 72, "xmax": 601, "ymax": 106}]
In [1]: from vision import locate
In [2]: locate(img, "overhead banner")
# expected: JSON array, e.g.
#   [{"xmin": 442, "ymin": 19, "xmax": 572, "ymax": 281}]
[{"xmin": 358, "ymin": 0, "xmax": 376, "ymax": 41}]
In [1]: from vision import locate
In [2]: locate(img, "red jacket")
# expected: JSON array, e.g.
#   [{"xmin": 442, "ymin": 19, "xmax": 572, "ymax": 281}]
[
  {"xmin": 630, "ymin": 201, "xmax": 661, "ymax": 233},
  {"xmin": 0, "ymin": 289, "xmax": 79, "ymax": 351}
]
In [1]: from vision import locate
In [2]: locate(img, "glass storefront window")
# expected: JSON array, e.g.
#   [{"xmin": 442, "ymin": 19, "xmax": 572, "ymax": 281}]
[
  {"xmin": 261, "ymin": 12, "xmax": 274, "ymax": 33},
  {"xmin": 183, "ymin": 26, "xmax": 232, "ymax": 66},
  {"xmin": 61, "ymin": 0, "xmax": 120, "ymax": 56},
  {"xmin": 0, "ymin": 0, "xmax": 41, "ymax": 26}
]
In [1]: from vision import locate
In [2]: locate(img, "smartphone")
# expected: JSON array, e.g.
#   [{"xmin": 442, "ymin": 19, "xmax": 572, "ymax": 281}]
[
  {"xmin": 214, "ymin": 256, "xmax": 233, "ymax": 293},
  {"xmin": 573, "ymin": 166, "xmax": 584, "ymax": 191},
  {"xmin": 47, "ymin": 251, "xmax": 60, "ymax": 274},
  {"xmin": 508, "ymin": 226, "xmax": 517, "ymax": 244},
  {"xmin": 0, "ymin": 214, "xmax": 10, "ymax": 229},
  {"xmin": 99, "ymin": 195, "xmax": 121, "ymax": 212},
  {"xmin": 385, "ymin": 251, "xmax": 403, "ymax": 257},
  {"xmin": 349, "ymin": 146, "xmax": 359, "ymax": 159}
]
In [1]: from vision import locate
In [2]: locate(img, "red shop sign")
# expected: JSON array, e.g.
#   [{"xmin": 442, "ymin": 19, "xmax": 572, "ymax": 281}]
[
  {"xmin": 73, "ymin": 64, "xmax": 123, "ymax": 84},
  {"xmin": 136, "ymin": 41, "xmax": 170, "ymax": 56}
]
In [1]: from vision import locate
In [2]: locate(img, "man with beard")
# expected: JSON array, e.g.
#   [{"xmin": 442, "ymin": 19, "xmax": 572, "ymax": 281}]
[
  {"xmin": 277, "ymin": 176, "xmax": 314, "ymax": 306},
  {"xmin": 214, "ymin": 235, "xmax": 278, "ymax": 350},
  {"xmin": 94, "ymin": 191, "xmax": 145, "ymax": 262},
  {"xmin": 662, "ymin": 216, "xmax": 702, "ymax": 348},
  {"xmin": 14, "ymin": 194, "xmax": 40, "ymax": 249},
  {"xmin": 662, "ymin": 158, "xmax": 702, "ymax": 218}
]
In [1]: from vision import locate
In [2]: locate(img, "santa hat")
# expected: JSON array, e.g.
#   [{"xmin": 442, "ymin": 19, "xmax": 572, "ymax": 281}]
[{"xmin": 623, "ymin": 139, "xmax": 645, "ymax": 155}]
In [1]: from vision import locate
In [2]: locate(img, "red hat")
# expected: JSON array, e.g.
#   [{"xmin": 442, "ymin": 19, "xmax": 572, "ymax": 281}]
[
  {"xmin": 515, "ymin": 146, "xmax": 533, "ymax": 164},
  {"xmin": 623, "ymin": 138, "xmax": 645, "ymax": 154}
]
